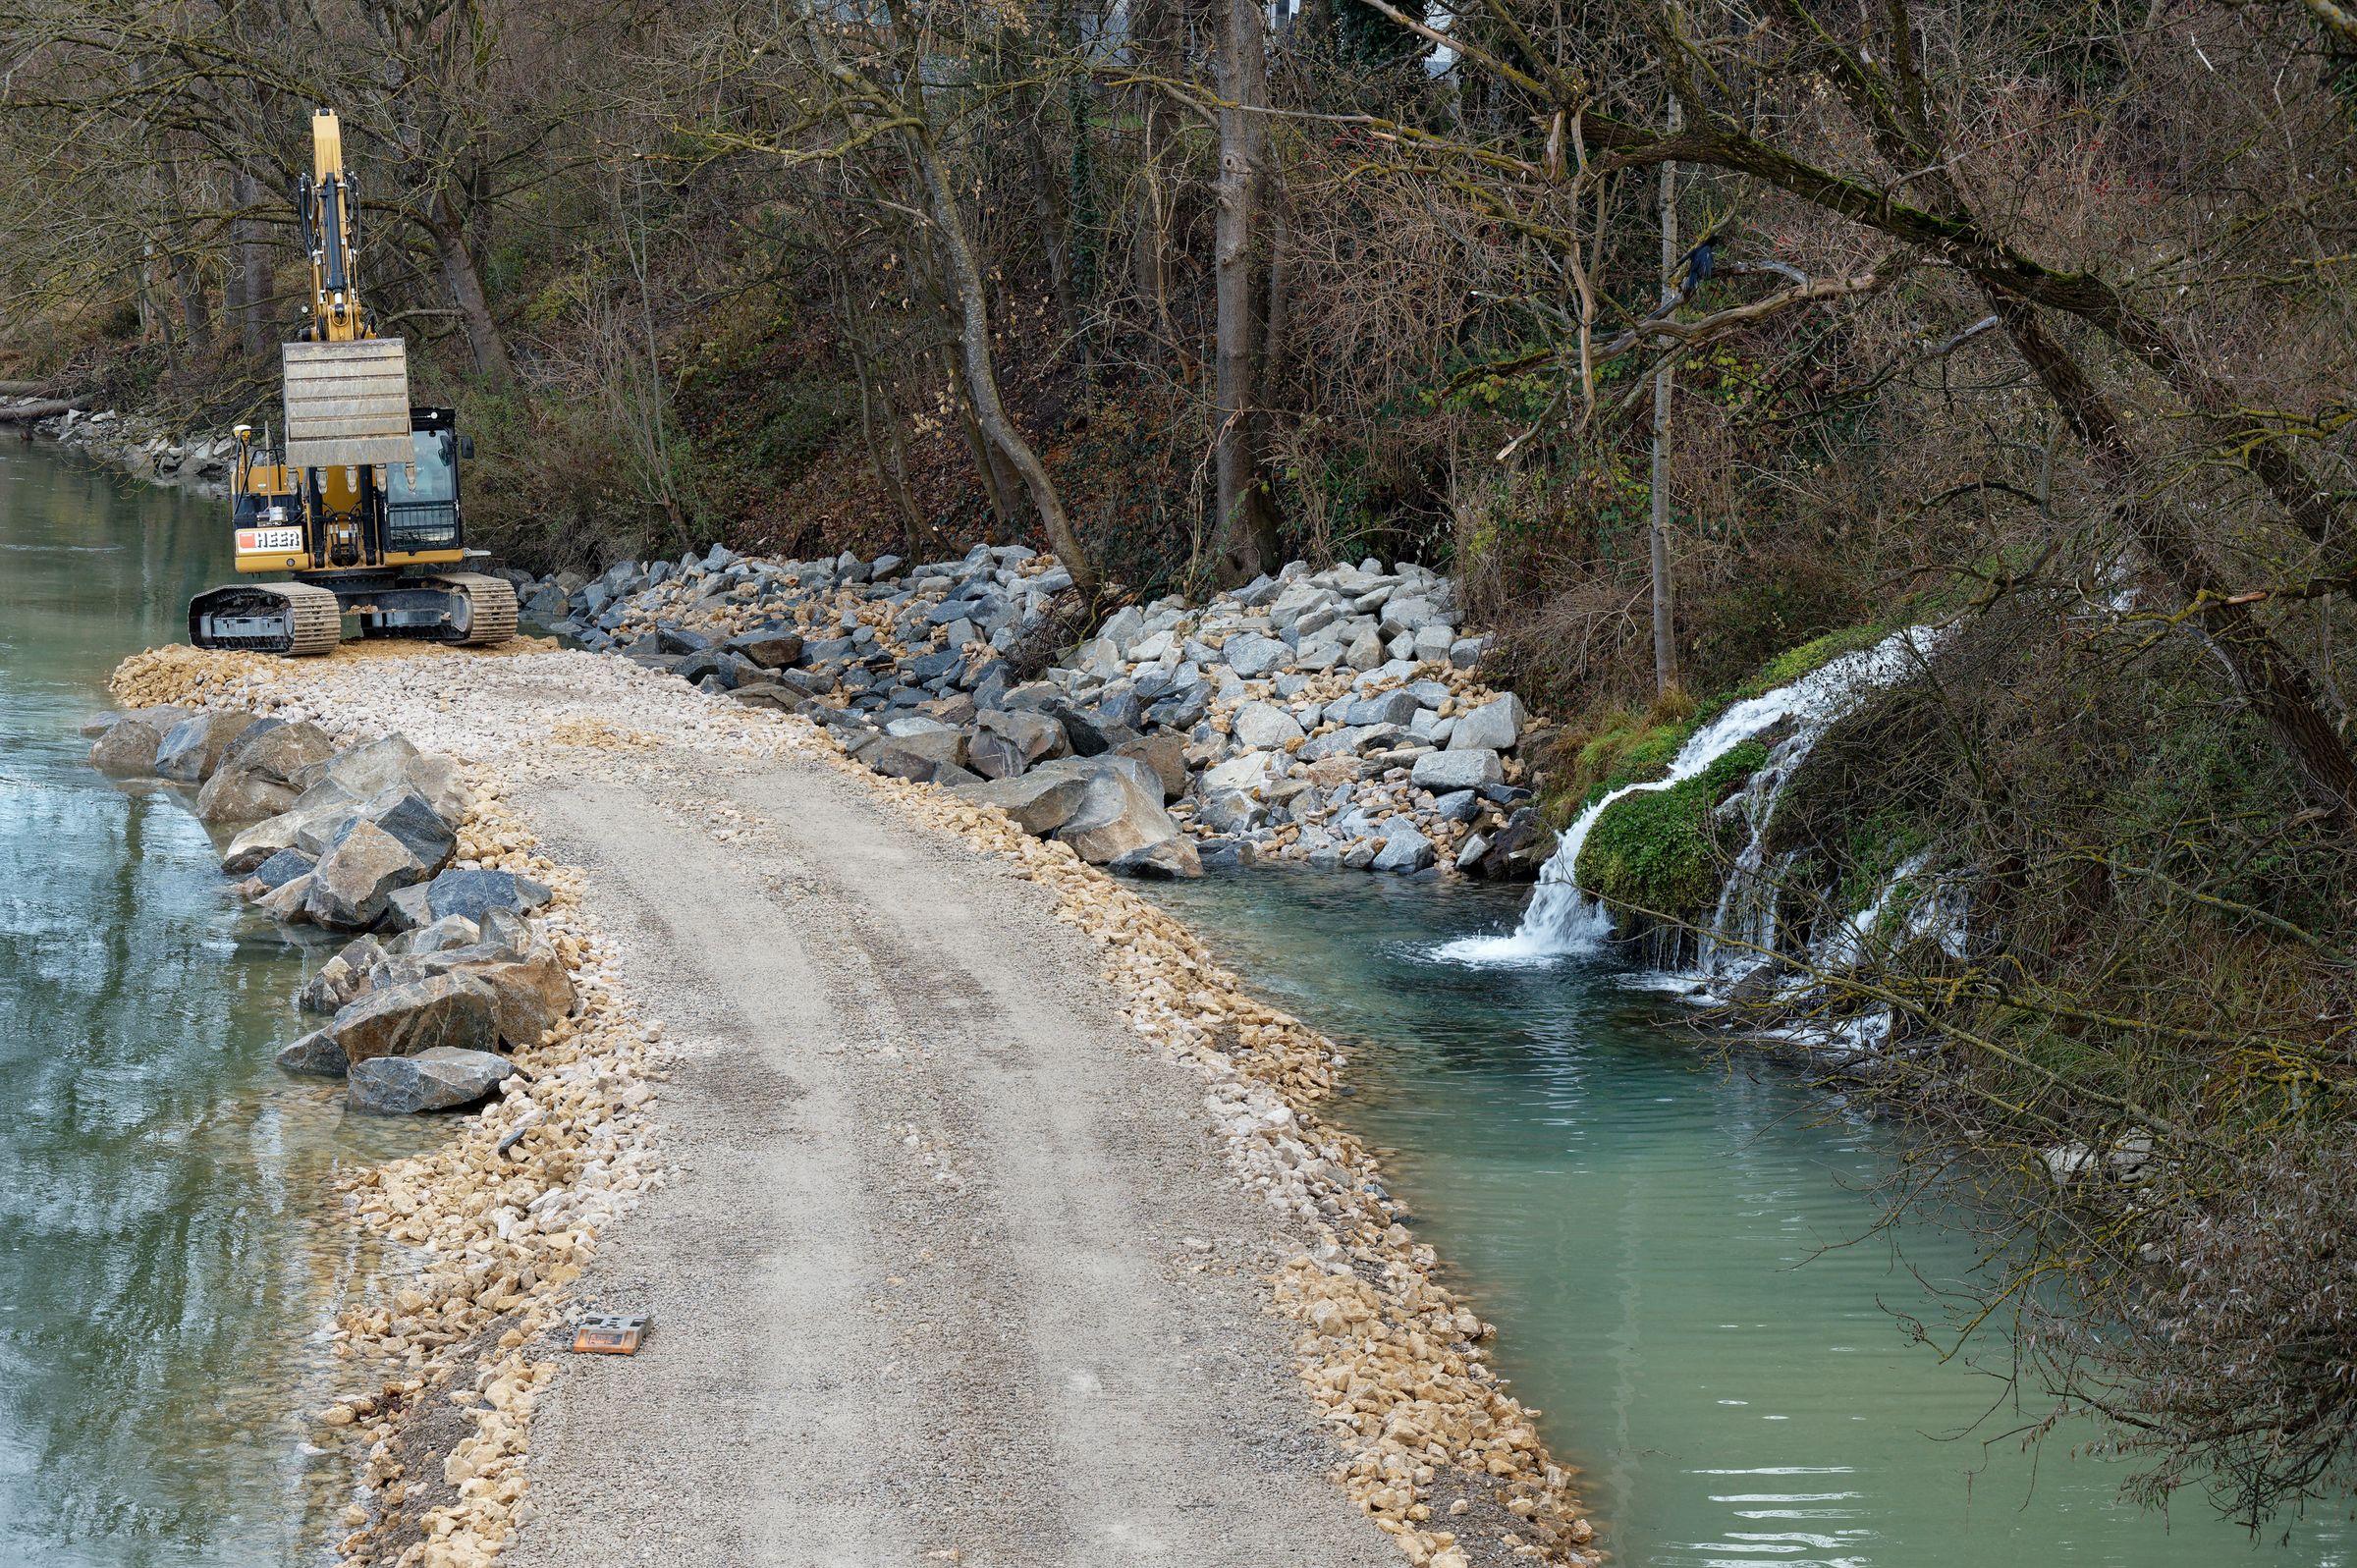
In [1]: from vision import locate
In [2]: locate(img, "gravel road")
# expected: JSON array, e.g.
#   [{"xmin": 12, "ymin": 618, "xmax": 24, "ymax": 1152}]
[{"xmin": 498, "ymin": 740, "xmax": 1393, "ymax": 1568}]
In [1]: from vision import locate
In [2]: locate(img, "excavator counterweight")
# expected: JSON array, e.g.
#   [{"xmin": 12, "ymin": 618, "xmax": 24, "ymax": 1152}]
[{"xmin": 188, "ymin": 109, "xmax": 514, "ymax": 656}]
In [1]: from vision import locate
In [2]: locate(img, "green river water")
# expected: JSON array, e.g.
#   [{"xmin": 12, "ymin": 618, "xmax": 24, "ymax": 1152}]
[
  {"xmin": 0, "ymin": 445, "xmax": 424, "ymax": 1566},
  {"xmin": 3, "ymin": 438, "xmax": 2343, "ymax": 1566},
  {"xmin": 1146, "ymin": 871, "xmax": 2348, "ymax": 1567}
]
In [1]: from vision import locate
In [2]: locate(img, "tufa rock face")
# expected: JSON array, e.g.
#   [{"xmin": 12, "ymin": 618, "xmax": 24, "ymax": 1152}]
[
  {"xmin": 347, "ymin": 1047, "xmax": 514, "ymax": 1114},
  {"xmin": 303, "ymin": 819, "xmax": 429, "ymax": 930},
  {"xmin": 153, "ymin": 710, "xmax": 258, "ymax": 784},
  {"xmin": 329, "ymin": 971, "xmax": 502, "ymax": 1066}
]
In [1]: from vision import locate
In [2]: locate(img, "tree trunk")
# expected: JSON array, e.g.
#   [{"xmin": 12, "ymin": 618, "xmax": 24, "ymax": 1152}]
[
  {"xmin": 1648, "ymin": 91, "xmax": 1681, "ymax": 698},
  {"xmin": 427, "ymin": 187, "xmax": 515, "ymax": 385},
  {"xmin": 230, "ymin": 168, "xmax": 271, "ymax": 359},
  {"xmin": 175, "ymin": 246, "xmax": 213, "ymax": 354},
  {"xmin": 1993, "ymin": 293, "xmax": 2357, "ymax": 822},
  {"xmin": 1014, "ymin": 97, "xmax": 1076, "ymax": 338},
  {"xmin": 911, "ymin": 134, "xmax": 1098, "ymax": 596},
  {"xmin": 1213, "ymin": 0, "xmax": 1279, "ymax": 584}
]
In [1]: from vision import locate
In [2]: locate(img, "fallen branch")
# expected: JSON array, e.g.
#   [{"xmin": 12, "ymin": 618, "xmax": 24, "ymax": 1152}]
[{"xmin": 0, "ymin": 399, "xmax": 83, "ymax": 422}]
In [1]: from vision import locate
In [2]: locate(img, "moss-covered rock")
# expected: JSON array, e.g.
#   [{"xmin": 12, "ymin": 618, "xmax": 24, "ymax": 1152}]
[{"xmin": 1574, "ymin": 741, "xmax": 1769, "ymax": 918}]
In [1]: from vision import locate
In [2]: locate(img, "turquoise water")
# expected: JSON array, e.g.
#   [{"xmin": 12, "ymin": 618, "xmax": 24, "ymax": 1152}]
[
  {"xmin": 1146, "ymin": 870, "xmax": 2345, "ymax": 1566},
  {"xmin": 0, "ymin": 445, "xmax": 422, "ymax": 1566}
]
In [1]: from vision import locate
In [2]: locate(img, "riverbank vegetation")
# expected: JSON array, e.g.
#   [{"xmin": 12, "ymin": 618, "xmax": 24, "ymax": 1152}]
[{"xmin": 6, "ymin": 0, "xmax": 2357, "ymax": 1533}]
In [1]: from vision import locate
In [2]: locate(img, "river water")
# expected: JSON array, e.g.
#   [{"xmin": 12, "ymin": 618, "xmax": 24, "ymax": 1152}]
[
  {"xmin": 1147, "ymin": 870, "xmax": 2348, "ymax": 1567},
  {"xmin": 0, "ymin": 445, "xmax": 423, "ymax": 1566}
]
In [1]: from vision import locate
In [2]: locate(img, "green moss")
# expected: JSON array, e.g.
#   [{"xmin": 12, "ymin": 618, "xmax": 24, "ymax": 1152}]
[
  {"xmin": 1752, "ymin": 623, "xmax": 1888, "ymax": 691},
  {"xmin": 1836, "ymin": 808, "xmax": 1933, "ymax": 917},
  {"xmin": 1574, "ymin": 741, "xmax": 1770, "ymax": 918}
]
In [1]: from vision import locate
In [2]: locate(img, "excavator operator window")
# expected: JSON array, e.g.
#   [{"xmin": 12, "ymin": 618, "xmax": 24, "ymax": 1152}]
[{"xmin": 385, "ymin": 428, "xmax": 460, "ymax": 552}]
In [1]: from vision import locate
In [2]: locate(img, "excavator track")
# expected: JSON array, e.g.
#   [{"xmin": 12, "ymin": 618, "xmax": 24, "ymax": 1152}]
[
  {"xmin": 421, "ymin": 571, "xmax": 518, "ymax": 646},
  {"xmin": 188, "ymin": 581, "xmax": 344, "ymax": 656}
]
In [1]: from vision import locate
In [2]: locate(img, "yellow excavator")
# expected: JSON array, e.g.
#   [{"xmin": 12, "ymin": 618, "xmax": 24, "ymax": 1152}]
[{"xmin": 189, "ymin": 109, "xmax": 515, "ymax": 655}]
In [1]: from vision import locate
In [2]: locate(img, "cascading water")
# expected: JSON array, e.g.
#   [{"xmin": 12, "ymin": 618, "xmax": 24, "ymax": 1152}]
[{"xmin": 1441, "ymin": 626, "xmax": 1945, "ymax": 966}]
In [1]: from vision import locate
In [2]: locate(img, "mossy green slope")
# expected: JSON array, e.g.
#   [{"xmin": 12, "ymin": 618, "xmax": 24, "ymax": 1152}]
[{"xmin": 1573, "ymin": 741, "xmax": 1770, "ymax": 918}]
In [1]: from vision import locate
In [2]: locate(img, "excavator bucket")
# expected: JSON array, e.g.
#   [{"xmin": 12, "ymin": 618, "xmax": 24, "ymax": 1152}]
[{"xmin": 281, "ymin": 339, "xmax": 412, "ymax": 470}]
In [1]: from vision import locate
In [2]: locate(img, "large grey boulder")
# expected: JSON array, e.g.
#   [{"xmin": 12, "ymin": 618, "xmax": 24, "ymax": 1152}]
[
  {"xmin": 348, "ymin": 1047, "xmax": 514, "ymax": 1114},
  {"xmin": 1231, "ymin": 701, "xmax": 1304, "ymax": 751},
  {"xmin": 1221, "ymin": 633, "xmax": 1290, "ymax": 679},
  {"xmin": 153, "ymin": 710, "xmax": 258, "ymax": 784},
  {"xmin": 1056, "ymin": 756, "xmax": 1198, "ymax": 873},
  {"xmin": 1111, "ymin": 838, "xmax": 1204, "ymax": 879},
  {"xmin": 220, "ymin": 799, "xmax": 352, "ymax": 873},
  {"xmin": 298, "ymin": 937, "xmax": 384, "ymax": 1015},
  {"xmin": 276, "ymin": 1028, "xmax": 350, "ymax": 1076},
  {"xmin": 340, "ymin": 788, "xmax": 457, "ymax": 874},
  {"xmin": 865, "ymin": 730, "xmax": 974, "ymax": 784},
  {"xmin": 1340, "ymin": 689, "xmax": 1418, "ymax": 728},
  {"xmin": 1449, "ymin": 693, "xmax": 1525, "ymax": 752},
  {"xmin": 963, "ymin": 730, "xmax": 1028, "ymax": 781},
  {"xmin": 387, "ymin": 914, "xmax": 482, "ymax": 955},
  {"xmin": 449, "ymin": 946, "xmax": 576, "ymax": 1049},
  {"xmin": 727, "ymin": 626, "xmax": 804, "ymax": 669},
  {"xmin": 1113, "ymin": 732, "xmax": 1189, "ymax": 800},
  {"xmin": 1410, "ymin": 748, "xmax": 1504, "ymax": 791},
  {"xmin": 407, "ymin": 868, "xmax": 554, "ymax": 927},
  {"xmin": 88, "ymin": 708, "xmax": 187, "ymax": 775},
  {"xmin": 975, "ymin": 707, "xmax": 1067, "ymax": 764},
  {"xmin": 1195, "ymin": 791, "xmax": 1267, "ymax": 836},
  {"xmin": 255, "ymin": 874, "xmax": 316, "ymax": 924},
  {"xmin": 329, "ymin": 971, "xmax": 501, "ymax": 1066},
  {"xmin": 1371, "ymin": 822, "xmax": 1437, "ymax": 874},
  {"xmin": 303, "ymin": 819, "xmax": 428, "ymax": 930},
  {"xmin": 1097, "ymin": 605, "xmax": 1147, "ymax": 654},
  {"xmin": 196, "ymin": 720, "xmax": 334, "ymax": 824},
  {"xmin": 951, "ymin": 771, "xmax": 1092, "ymax": 836},
  {"xmin": 1201, "ymin": 751, "xmax": 1277, "ymax": 795},
  {"xmin": 250, "ymin": 847, "xmax": 315, "ymax": 892},
  {"xmin": 313, "ymin": 734, "xmax": 423, "ymax": 798}
]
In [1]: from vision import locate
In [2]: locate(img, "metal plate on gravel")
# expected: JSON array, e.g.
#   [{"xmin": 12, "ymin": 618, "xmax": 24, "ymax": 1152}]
[{"xmin": 571, "ymin": 1314, "xmax": 649, "ymax": 1355}]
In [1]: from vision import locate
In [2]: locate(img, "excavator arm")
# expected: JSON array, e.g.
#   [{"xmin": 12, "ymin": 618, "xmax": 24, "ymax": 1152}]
[{"xmin": 296, "ymin": 109, "xmax": 367, "ymax": 345}]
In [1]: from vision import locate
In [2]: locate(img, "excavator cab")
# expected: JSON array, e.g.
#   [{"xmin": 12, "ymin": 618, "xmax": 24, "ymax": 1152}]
[
  {"xmin": 384, "ymin": 412, "xmax": 464, "ymax": 556},
  {"xmin": 187, "ymin": 110, "xmax": 514, "ymax": 656}
]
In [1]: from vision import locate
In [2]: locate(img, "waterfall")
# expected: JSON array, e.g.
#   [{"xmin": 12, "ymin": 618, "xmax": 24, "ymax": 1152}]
[{"xmin": 1442, "ymin": 626, "xmax": 1943, "ymax": 966}]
